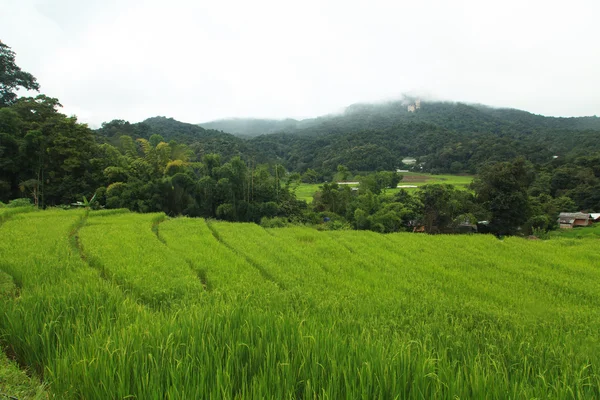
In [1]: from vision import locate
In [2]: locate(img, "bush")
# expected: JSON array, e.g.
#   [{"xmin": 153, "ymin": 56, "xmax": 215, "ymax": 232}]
[
  {"xmin": 260, "ymin": 216, "xmax": 289, "ymax": 228},
  {"xmin": 531, "ymin": 227, "xmax": 550, "ymax": 240},
  {"xmin": 7, "ymin": 198, "xmax": 32, "ymax": 208}
]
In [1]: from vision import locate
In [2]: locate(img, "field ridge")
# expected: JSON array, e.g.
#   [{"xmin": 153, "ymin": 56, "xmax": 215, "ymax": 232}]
[{"xmin": 205, "ymin": 220, "xmax": 287, "ymax": 290}]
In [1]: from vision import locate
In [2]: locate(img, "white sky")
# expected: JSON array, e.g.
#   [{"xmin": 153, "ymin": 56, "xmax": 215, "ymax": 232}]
[{"xmin": 2, "ymin": 0, "xmax": 599, "ymax": 127}]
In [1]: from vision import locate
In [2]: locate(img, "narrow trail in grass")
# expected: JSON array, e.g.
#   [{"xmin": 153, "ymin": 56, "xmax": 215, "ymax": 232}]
[
  {"xmin": 154, "ymin": 217, "xmax": 212, "ymax": 291},
  {"xmin": 205, "ymin": 221, "xmax": 287, "ymax": 290},
  {"xmin": 150, "ymin": 214, "xmax": 167, "ymax": 244},
  {"xmin": 68, "ymin": 211, "xmax": 88, "ymax": 252},
  {"xmin": 184, "ymin": 259, "xmax": 212, "ymax": 291}
]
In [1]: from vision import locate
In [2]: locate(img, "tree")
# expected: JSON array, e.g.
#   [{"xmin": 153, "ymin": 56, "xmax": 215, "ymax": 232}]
[
  {"xmin": 417, "ymin": 184, "xmax": 458, "ymax": 233},
  {"xmin": 301, "ymin": 168, "xmax": 318, "ymax": 183},
  {"xmin": 335, "ymin": 164, "xmax": 350, "ymax": 181},
  {"xmin": 472, "ymin": 158, "xmax": 535, "ymax": 236},
  {"xmin": 149, "ymin": 134, "xmax": 164, "ymax": 148},
  {"xmin": 0, "ymin": 41, "xmax": 40, "ymax": 107}
]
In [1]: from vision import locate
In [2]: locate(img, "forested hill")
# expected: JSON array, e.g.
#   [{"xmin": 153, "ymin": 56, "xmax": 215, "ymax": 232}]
[
  {"xmin": 199, "ymin": 118, "xmax": 302, "ymax": 137},
  {"xmin": 96, "ymin": 117, "xmax": 254, "ymax": 160},
  {"xmin": 97, "ymin": 102, "xmax": 600, "ymax": 176},
  {"xmin": 201, "ymin": 100, "xmax": 600, "ymax": 138},
  {"xmin": 241, "ymin": 101, "xmax": 600, "ymax": 174},
  {"xmin": 476, "ymin": 106, "xmax": 600, "ymax": 132}
]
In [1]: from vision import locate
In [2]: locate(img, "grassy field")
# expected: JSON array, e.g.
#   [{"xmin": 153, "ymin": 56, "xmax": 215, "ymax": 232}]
[
  {"xmin": 1, "ymin": 208, "xmax": 599, "ymax": 399},
  {"xmin": 549, "ymin": 223, "xmax": 600, "ymax": 239},
  {"xmin": 294, "ymin": 183, "xmax": 322, "ymax": 202},
  {"xmin": 396, "ymin": 171, "xmax": 473, "ymax": 188},
  {"xmin": 296, "ymin": 172, "xmax": 474, "ymax": 202}
]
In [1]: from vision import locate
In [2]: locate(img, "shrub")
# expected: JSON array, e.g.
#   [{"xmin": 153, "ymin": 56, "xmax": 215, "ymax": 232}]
[
  {"xmin": 260, "ymin": 216, "xmax": 289, "ymax": 228},
  {"xmin": 7, "ymin": 198, "xmax": 32, "ymax": 208}
]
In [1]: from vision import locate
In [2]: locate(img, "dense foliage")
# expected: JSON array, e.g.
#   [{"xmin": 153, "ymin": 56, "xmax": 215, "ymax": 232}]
[{"xmin": 0, "ymin": 95, "xmax": 98, "ymax": 205}]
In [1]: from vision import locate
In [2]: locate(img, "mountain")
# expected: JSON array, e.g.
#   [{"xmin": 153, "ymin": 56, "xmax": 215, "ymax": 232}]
[
  {"xmin": 243, "ymin": 100, "xmax": 600, "ymax": 175},
  {"xmin": 199, "ymin": 118, "xmax": 302, "ymax": 137},
  {"xmin": 201, "ymin": 100, "xmax": 600, "ymax": 138},
  {"xmin": 96, "ymin": 101, "xmax": 600, "ymax": 178}
]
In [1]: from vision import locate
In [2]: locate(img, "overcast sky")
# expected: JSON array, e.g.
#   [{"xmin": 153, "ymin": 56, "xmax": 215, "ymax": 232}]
[{"xmin": 2, "ymin": 0, "xmax": 599, "ymax": 127}]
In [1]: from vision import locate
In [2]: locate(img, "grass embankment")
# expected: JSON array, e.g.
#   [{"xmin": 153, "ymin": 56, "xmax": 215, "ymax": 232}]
[{"xmin": 0, "ymin": 210, "xmax": 598, "ymax": 399}]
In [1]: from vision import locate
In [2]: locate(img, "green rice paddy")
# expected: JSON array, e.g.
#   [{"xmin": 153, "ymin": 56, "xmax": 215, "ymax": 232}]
[{"xmin": 0, "ymin": 207, "xmax": 598, "ymax": 399}]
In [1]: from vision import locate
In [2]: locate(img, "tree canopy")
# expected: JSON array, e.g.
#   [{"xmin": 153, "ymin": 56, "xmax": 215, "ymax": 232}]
[{"xmin": 0, "ymin": 41, "xmax": 40, "ymax": 107}]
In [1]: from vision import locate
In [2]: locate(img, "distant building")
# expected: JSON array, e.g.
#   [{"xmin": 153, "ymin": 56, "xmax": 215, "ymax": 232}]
[
  {"xmin": 407, "ymin": 99, "xmax": 421, "ymax": 113},
  {"xmin": 557, "ymin": 212, "xmax": 592, "ymax": 229},
  {"xmin": 590, "ymin": 213, "xmax": 600, "ymax": 222}
]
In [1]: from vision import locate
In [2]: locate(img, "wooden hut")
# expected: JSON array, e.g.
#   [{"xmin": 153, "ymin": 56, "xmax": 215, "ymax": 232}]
[{"xmin": 557, "ymin": 212, "xmax": 592, "ymax": 229}]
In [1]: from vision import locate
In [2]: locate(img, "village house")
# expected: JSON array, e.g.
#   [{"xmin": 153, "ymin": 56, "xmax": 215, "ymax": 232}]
[{"xmin": 557, "ymin": 212, "xmax": 592, "ymax": 229}]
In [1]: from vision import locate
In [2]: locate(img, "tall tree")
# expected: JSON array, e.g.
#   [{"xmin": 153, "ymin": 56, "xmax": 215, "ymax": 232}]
[
  {"xmin": 473, "ymin": 158, "xmax": 535, "ymax": 236},
  {"xmin": 0, "ymin": 41, "xmax": 40, "ymax": 107}
]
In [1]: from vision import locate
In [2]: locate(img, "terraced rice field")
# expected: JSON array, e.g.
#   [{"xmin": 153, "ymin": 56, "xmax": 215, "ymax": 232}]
[{"xmin": 0, "ymin": 208, "xmax": 599, "ymax": 399}]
